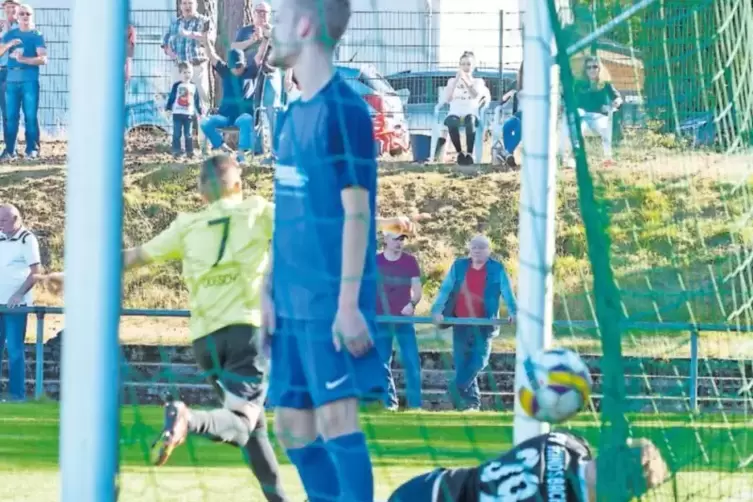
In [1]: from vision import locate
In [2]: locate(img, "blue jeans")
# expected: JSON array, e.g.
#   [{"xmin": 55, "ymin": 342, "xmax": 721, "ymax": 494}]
[
  {"xmin": 451, "ymin": 325, "xmax": 493, "ymax": 410},
  {"xmin": 375, "ymin": 323, "xmax": 422, "ymax": 409},
  {"xmin": 5, "ymin": 79, "xmax": 40, "ymax": 156},
  {"xmin": 503, "ymin": 113, "xmax": 522, "ymax": 153},
  {"xmin": 172, "ymin": 114, "xmax": 194, "ymax": 155},
  {"xmin": 0, "ymin": 311, "xmax": 28, "ymax": 400},
  {"xmin": 253, "ymin": 73, "xmax": 281, "ymax": 155},
  {"xmin": 200, "ymin": 113, "xmax": 254, "ymax": 150},
  {"xmin": 0, "ymin": 68, "xmax": 7, "ymax": 144}
]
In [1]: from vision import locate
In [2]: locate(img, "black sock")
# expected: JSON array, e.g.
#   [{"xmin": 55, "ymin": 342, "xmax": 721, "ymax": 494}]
[
  {"xmin": 243, "ymin": 414, "xmax": 288, "ymax": 502},
  {"xmin": 188, "ymin": 408, "xmax": 251, "ymax": 446}
]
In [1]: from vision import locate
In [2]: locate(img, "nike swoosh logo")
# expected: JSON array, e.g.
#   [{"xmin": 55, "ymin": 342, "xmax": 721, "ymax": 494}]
[{"xmin": 325, "ymin": 374, "xmax": 350, "ymax": 390}]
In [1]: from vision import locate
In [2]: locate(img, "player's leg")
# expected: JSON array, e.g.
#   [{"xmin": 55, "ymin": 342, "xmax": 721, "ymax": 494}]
[
  {"xmin": 268, "ymin": 318, "xmax": 340, "ymax": 502},
  {"xmin": 395, "ymin": 323, "xmax": 422, "ymax": 409},
  {"xmin": 304, "ymin": 320, "xmax": 387, "ymax": 502}
]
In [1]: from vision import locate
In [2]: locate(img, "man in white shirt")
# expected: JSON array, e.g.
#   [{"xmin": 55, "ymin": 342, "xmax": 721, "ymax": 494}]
[{"xmin": 0, "ymin": 203, "xmax": 40, "ymax": 401}]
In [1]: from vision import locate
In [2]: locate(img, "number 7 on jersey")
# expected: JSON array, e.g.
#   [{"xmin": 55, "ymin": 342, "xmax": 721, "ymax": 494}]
[{"xmin": 208, "ymin": 216, "xmax": 230, "ymax": 267}]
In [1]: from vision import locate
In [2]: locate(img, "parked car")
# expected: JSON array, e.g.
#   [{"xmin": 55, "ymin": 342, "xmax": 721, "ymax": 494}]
[
  {"xmin": 337, "ymin": 64, "xmax": 410, "ymax": 157},
  {"xmin": 385, "ymin": 68, "xmax": 519, "ymax": 136}
]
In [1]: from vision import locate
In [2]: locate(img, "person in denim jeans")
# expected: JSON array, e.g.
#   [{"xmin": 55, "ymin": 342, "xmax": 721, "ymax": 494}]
[
  {"xmin": 376, "ymin": 230, "xmax": 423, "ymax": 410},
  {"xmin": 0, "ymin": 204, "xmax": 41, "ymax": 402},
  {"xmin": 200, "ymin": 35, "xmax": 257, "ymax": 158},
  {"xmin": 431, "ymin": 235, "xmax": 516, "ymax": 411},
  {"xmin": 0, "ymin": 0, "xmax": 19, "ymax": 146},
  {"xmin": 166, "ymin": 62, "xmax": 203, "ymax": 158},
  {"xmin": 0, "ymin": 4, "xmax": 45, "ymax": 161},
  {"xmin": 230, "ymin": 1, "xmax": 280, "ymax": 156}
]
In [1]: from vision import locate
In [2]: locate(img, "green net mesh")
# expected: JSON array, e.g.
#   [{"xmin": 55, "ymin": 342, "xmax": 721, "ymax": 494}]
[{"xmin": 552, "ymin": 0, "xmax": 753, "ymax": 500}]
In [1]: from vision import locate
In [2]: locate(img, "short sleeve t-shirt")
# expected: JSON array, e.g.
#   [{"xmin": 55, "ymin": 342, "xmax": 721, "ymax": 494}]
[
  {"xmin": 575, "ymin": 80, "xmax": 620, "ymax": 115},
  {"xmin": 448, "ymin": 77, "xmax": 488, "ymax": 118},
  {"xmin": 0, "ymin": 227, "xmax": 41, "ymax": 305},
  {"xmin": 140, "ymin": 195, "xmax": 274, "ymax": 341},
  {"xmin": 376, "ymin": 252, "xmax": 420, "ymax": 315},
  {"xmin": 272, "ymin": 72, "xmax": 378, "ymax": 321},
  {"xmin": 3, "ymin": 28, "xmax": 45, "ymax": 82}
]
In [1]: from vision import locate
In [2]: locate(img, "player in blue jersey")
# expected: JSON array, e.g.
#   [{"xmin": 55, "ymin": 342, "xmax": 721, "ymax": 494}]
[
  {"xmin": 388, "ymin": 432, "xmax": 669, "ymax": 502},
  {"xmin": 261, "ymin": 0, "xmax": 383, "ymax": 500}
]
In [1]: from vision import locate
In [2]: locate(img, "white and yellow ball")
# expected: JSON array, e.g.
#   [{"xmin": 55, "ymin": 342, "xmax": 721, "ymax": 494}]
[{"xmin": 518, "ymin": 348, "xmax": 592, "ymax": 424}]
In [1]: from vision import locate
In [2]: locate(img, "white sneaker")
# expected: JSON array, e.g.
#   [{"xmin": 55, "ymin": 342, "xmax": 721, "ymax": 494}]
[{"xmin": 28, "ymin": 150, "xmax": 39, "ymax": 160}]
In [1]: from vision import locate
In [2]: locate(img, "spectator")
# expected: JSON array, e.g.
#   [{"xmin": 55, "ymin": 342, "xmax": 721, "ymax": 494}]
[
  {"xmin": 376, "ymin": 230, "xmax": 423, "ymax": 411},
  {"xmin": 561, "ymin": 56, "xmax": 623, "ymax": 168},
  {"xmin": 494, "ymin": 61, "xmax": 523, "ymax": 167},
  {"xmin": 125, "ymin": 23, "xmax": 136, "ymax": 83},
  {"xmin": 431, "ymin": 235, "xmax": 516, "ymax": 411},
  {"xmin": 0, "ymin": 203, "xmax": 41, "ymax": 402},
  {"xmin": 166, "ymin": 62, "xmax": 203, "ymax": 159},
  {"xmin": 162, "ymin": 0, "xmax": 212, "ymax": 114},
  {"xmin": 231, "ymin": 1, "xmax": 280, "ymax": 156},
  {"xmin": 440, "ymin": 51, "xmax": 490, "ymax": 166},
  {"xmin": 200, "ymin": 38, "xmax": 256, "ymax": 156},
  {"xmin": 0, "ymin": 3, "xmax": 45, "ymax": 161},
  {"xmin": 0, "ymin": 0, "xmax": 18, "ymax": 146}
]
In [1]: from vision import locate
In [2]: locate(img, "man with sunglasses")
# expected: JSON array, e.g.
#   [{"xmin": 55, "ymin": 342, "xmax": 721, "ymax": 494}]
[{"xmin": 375, "ymin": 230, "xmax": 423, "ymax": 411}]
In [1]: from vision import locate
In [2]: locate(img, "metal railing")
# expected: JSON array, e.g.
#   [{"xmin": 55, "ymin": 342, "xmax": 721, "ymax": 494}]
[{"xmin": 1, "ymin": 306, "xmax": 745, "ymax": 411}]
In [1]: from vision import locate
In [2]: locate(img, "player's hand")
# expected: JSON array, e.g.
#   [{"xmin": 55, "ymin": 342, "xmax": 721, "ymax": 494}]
[
  {"xmin": 332, "ymin": 307, "xmax": 373, "ymax": 357},
  {"xmin": 400, "ymin": 303, "xmax": 414, "ymax": 316},
  {"xmin": 6, "ymin": 293, "xmax": 23, "ymax": 308},
  {"xmin": 432, "ymin": 313, "xmax": 444, "ymax": 325}
]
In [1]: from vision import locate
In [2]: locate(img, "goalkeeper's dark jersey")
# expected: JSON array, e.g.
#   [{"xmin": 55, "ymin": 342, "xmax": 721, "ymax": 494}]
[{"xmin": 390, "ymin": 432, "xmax": 592, "ymax": 502}]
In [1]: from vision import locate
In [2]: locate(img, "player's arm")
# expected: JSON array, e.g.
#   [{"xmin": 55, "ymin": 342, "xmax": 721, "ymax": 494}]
[
  {"xmin": 331, "ymin": 105, "xmax": 376, "ymax": 309},
  {"xmin": 124, "ymin": 217, "xmax": 185, "ymax": 270},
  {"xmin": 339, "ymin": 187, "xmax": 370, "ymax": 307}
]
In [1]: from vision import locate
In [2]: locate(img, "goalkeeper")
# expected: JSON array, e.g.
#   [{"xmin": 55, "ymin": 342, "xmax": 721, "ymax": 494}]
[
  {"xmin": 388, "ymin": 432, "xmax": 669, "ymax": 502},
  {"xmin": 56, "ymin": 155, "xmax": 288, "ymax": 501}
]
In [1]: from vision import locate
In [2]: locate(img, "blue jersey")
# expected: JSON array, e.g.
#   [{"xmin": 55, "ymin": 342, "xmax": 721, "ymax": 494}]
[{"xmin": 272, "ymin": 72, "xmax": 378, "ymax": 321}]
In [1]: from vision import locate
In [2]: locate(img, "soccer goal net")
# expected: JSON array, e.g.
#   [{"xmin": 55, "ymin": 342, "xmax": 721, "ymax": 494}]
[{"xmin": 549, "ymin": 0, "xmax": 753, "ymax": 500}]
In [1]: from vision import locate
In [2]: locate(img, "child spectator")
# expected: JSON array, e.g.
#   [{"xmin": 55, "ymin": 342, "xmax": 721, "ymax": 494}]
[
  {"xmin": 200, "ymin": 34, "xmax": 257, "ymax": 161},
  {"xmin": 166, "ymin": 62, "xmax": 203, "ymax": 158}
]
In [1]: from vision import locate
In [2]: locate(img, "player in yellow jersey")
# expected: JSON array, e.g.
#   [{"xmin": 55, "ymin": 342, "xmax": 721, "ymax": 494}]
[{"xmin": 124, "ymin": 155, "xmax": 287, "ymax": 502}]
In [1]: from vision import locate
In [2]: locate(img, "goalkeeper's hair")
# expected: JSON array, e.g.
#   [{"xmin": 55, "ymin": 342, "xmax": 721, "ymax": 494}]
[
  {"xmin": 296, "ymin": 0, "xmax": 351, "ymax": 48},
  {"xmin": 199, "ymin": 154, "xmax": 242, "ymax": 201}
]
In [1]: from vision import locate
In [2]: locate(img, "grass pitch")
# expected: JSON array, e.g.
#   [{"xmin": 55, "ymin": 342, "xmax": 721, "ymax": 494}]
[{"xmin": 1, "ymin": 402, "xmax": 751, "ymax": 501}]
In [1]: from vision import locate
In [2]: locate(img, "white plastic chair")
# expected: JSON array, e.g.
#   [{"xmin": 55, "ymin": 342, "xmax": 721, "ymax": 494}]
[{"xmin": 429, "ymin": 85, "xmax": 491, "ymax": 164}]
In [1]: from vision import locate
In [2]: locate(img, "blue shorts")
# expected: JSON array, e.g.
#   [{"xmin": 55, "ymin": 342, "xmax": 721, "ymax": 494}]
[{"xmin": 266, "ymin": 317, "xmax": 387, "ymax": 409}]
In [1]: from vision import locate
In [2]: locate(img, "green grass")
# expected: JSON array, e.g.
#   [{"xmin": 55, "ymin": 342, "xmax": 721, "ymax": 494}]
[{"xmin": 1, "ymin": 403, "xmax": 751, "ymax": 501}]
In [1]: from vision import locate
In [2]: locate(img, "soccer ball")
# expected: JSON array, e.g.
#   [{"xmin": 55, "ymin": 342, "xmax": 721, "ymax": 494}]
[{"xmin": 517, "ymin": 348, "xmax": 592, "ymax": 423}]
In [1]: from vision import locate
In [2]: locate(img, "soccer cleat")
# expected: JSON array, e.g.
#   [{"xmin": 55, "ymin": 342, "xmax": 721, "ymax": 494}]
[{"xmin": 151, "ymin": 400, "xmax": 190, "ymax": 466}]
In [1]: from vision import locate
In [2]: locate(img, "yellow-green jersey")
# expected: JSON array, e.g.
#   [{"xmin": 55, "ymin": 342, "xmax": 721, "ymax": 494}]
[{"xmin": 141, "ymin": 195, "xmax": 273, "ymax": 341}]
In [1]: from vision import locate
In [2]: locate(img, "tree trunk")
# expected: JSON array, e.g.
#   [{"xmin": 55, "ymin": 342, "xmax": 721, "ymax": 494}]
[{"xmin": 217, "ymin": 0, "xmax": 252, "ymax": 57}]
